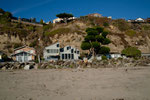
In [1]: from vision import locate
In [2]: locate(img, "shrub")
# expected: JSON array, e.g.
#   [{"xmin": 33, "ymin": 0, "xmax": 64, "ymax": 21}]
[
  {"xmin": 43, "ymin": 24, "xmax": 53, "ymax": 31},
  {"xmin": 102, "ymin": 55, "xmax": 107, "ymax": 60},
  {"xmin": 142, "ymin": 25, "xmax": 150, "ymax": 30},
  {"xmin": 14, "ymin": 43, "xmax": 23, "ymax": 49},
  {"xmin": 99, "ymin": 46, "xmax": 110, "ymax": 54},
  {"xmin": 121, "ymin": 47, "xmax": 141, "ymax": 58},
  {"xmin": 125, "ymin": 29, "xmax": 136, "ymax": 37},
  {"xmin": 29, "ymin": 40, "xmax": 38, "ymax": 47},
  {"xmin": 103, "ymin": 22, "xmax": 109, "ymax": 27},
  {"xmin": 44, "ymin": 28, "xmax": 71, "ymax": 36},
  {"xmin": 113, "ymin": 19, "xmax": 130, "ymax": 31}
]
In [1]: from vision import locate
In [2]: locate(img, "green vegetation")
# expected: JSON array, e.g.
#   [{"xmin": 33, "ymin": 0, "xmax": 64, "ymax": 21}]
[
  {"xmin": 0, "ymin": 9, "xmax": 12, "ymax": 25},
  {"xmin": 102, "ymin": 55, "xmax": 107, "ymax": 60},
  {"xmin": 44, "ymin": 28, "xmax": 71, "ymax": 36},
  {"xmin": 125, "ymin": 29, "xmax": 136, "ymax": 37},
  {"xmin": 14, "ymin": 43, "xmax": 23, "ymax": 49},
  {"xmin": 56, "ymin": 13, "xmax": 73, "ymax": 23},
  {"xmin": 81, "ymin": 26, "xmax": 111, "ymax": 56},
  {"xmin": 40, "ymin": 19, "xmax": 44, "ymax": 24},
  {"xmin": 43, "ymin": 24, "xmax": 53, "ymax": 31},
  {"xmin": 142, "ymin": 25, "xmax": 150, "ymax": 30},
  {"xmin": 29, "ymin": 40, "xmax": 38, "ymax": 47},
  {"xmin": 113, "ymin": 19, "xmax": 130, "ymax": 31},
  {"xmin": 121, "ymin": 47, "xmax": 141, "ymax": 58}
]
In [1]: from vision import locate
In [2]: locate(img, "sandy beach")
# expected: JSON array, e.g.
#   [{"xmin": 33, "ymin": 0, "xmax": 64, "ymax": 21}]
[{"xmin": 0, "ymin": 67, "xmax": 150, "ymax": 100}]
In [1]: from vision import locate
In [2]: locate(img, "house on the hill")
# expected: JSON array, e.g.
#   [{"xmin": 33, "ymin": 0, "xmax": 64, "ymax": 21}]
[
  {"xmin": 43, "ymin": 42, "xmax": 60, "ymax": 61},
  {"xmin": 135, "ymin": 18, "xmax": 145, "ymax": 22},
  {"xmin": 53, "ymin": 17, "xmax": 76, "ymax": 23},
  {"xmin": 60, "ymin": 45, "xmax": 80, "ymax": 60},
  {"xmin": 11, "ymin": 46, "xmax": 36, "ymax": 62},
  {"xmin": 87, "ymin": 13, "xmax": 102, "ymax": 17},
  {"xmin": 43, "ymin": 43, "xmax": 80, "ymax": 61}
]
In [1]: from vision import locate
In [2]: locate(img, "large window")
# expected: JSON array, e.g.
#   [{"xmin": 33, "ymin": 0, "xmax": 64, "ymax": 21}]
[
  {"xmin": 62, "ymin": 54, "xmax": 64, "ymax": 59},
  {"xmin": 71, "ymin": 54, "xmax": 74, "ymax": 59}
]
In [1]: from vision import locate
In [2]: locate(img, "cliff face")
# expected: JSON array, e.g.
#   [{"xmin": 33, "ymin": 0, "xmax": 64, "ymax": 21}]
[{"xmin": 1, "ymin": 18, "xmax": 150, "ymax": 56}]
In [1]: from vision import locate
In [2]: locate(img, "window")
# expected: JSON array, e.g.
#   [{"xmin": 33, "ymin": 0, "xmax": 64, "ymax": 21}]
[
  {"xmin": 71, "ymin": 49, "xmax": 74, "ymax": 53},
  {"xmin": 74, "ymin": 51, "xmax": 76, "ymax": 53},
  {"xmin": 77, "ymin": 51, "xmax": 80, "ymax": 54},
  {"xmin": 56, "ymin": 44, "xmax": 59, "ymax": 47},
  {"xmin": 67, "ymin": 47, "xmax": 69, "ymax": 50},
  {"xmin": 47, "ymin": 49, "xmax": 50, "ymax": 53},
  {"xmin": 62, "ymin": 54, "xmax": 64, "ymax": 59},
  {"xmin": 71, "ymin": 54, "xmax": 74, "ymax": 59},
  {"xmin": 60, "ymin": 48, "xmax": 64, "ymax": 52},
  {"xmin": 68, "ymin": 54, "xmax": 71, "ymax": 59},
  {"xmin": 65, "ymin": 54, "xmax": 67, "ymax": 59}
]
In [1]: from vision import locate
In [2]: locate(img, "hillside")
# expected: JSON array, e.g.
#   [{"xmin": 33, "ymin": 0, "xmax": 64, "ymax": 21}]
[{"xmin": 1, "ymin": 15, "xmax": 150, "ymax": 57}]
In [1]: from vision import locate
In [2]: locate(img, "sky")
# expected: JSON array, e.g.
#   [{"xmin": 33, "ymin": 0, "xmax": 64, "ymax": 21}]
[{"xmin": 0, "ymin": 0, "xmax": 150, "ymax": 22}]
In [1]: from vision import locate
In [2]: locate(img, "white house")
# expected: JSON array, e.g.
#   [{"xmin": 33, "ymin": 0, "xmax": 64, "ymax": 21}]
[
  {"xmin": 110, "ymin": 52, "xmax": 122, "ymax": 59},
  {"xmin": 53, "ymin": 18, "xmax": 63, "ymax": 23},
  {"xmin": 60, "ymin": 45, "xmax": 80, "ymax": 60},
  {"xmin": 53, "ymin": 17, "xmax": 76, "ymax": 23},
  {"xmin": 43, "ymin": 42, "xmax": 60, "ymax": 61},
  {"xmin": 141, "ymin": 53, "xmax": 150, "ymax": 58},
  {"xmin": 43, "ymin": 42, "xmax": 80, "ymax": 61},
  {"xmin": 135, "ymin": 18, "xmax": 145, "ymax": 22}
]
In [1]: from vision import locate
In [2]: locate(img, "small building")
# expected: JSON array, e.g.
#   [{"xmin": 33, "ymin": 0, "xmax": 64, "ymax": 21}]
[
  {"xmin": 11, "ymin": 46, "xmax": 36, "ymax": 62},
  {"xmin": 43, "ymin": 42, "xmax": 60, "ymax": 61},
  {"xmin": 87, "ymin": 13, "xmax": 102, "ymax": 17},
  {"xmin": 53, "ymin": 18, "xmax": 63, "ymax": 23},
  {"xmin": 60, "ymin": 45, "xmax": 80, "ymax": 60},
  {"xmin": 135, "ymin": 18, "xmax": 145, "ymax": 22},
  {"xmin": 141, "ymin": 53, "xmax": 150, "ymax": 58},
  {"xmin": 110, "ymin": 52, "xmax": 122, "ymax": 59}
]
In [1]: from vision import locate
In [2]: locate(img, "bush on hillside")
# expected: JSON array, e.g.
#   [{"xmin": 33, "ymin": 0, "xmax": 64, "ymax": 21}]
[
  {"xmin": 125, "ymin": 29, "xmax": 136, "ymax": 37},
  {"xmin": 121, "ymin": 47, "xmax": 141, "ymax": 58}
]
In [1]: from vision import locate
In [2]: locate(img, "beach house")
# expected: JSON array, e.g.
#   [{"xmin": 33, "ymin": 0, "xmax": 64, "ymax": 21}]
[
  {"xmin": 11, "ymin": 46, "xmax": 36, "ymax": 62},
  {"xmin": 43, "ymin": 42, "xmax": 60, "ymax": 61},
  {"xmin": 60, "ymin": 45, "xmax": 80, "ymax": 60},
  {"xmin": 43, "ymin": 43, "xmax": 80, "ymax": 61}
]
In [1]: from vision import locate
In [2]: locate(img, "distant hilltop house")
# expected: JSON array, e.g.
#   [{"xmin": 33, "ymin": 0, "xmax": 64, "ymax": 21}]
[
  {"xmin": 135, "ymin": 18, "xmax": 145, "ymax": 22},
  {"xmin": 53, "ymin": 17, "xmax": 76, "ymax": 23},
  {"xmin": 11, "ymin": 46, "xmax": 36, "ymax": 62},
  {"xmin": 87, "ymin": 13, "xmax": 102, "ymax": 17},
  {"xmin": 43, "ymin": 42, "xmax": 80, "ymax": 61},
  {"xmin": 128, "ymin": 18, "xmax": 146, "ymax": 23}
]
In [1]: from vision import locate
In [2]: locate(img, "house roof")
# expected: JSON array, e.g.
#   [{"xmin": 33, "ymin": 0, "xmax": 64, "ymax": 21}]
[
  {"xmin": 14, "ymin": 45, "xmax": 35, "ymax": 51},
  {"xmin": 11, "ymin": 51, "xmax": 36, "ymax": 56}
]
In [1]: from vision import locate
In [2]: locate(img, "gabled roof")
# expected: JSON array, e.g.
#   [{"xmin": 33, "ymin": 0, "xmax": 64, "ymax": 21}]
[
  {"xmin": 11, "ymin": 51, "xmax": 36, "ymax": 56},
  {"xmin": 45, "ymin": 42, "xmax": 59, "ymax": 49},
  {"xmin": 14, "ymin": 45, "xmax": 35, "ymax": 51}
]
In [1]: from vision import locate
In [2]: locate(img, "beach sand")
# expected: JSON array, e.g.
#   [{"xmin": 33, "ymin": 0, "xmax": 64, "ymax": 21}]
[{"xmin": 0, "ymin": 67, "xmax": 150, "ymax": 100}]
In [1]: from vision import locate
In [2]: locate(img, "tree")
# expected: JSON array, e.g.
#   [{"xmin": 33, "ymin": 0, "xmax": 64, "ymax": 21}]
[
  {"xmin": 81, "ymin": 26, "xmax": 111, "ymax": 56},
  {"xmin": 40, "ymin": 19, "xmax": 44, "ymax": 24},
  {"xmin": 0, "ymin": 8, "xmax": 5, "ymax": 14},
  {"xmin": 121, "ymin": 47, "xmax": 141, "ymax": 58},
  {"xmin": 56, "ymin": 13, "xmax": 73, "ymax": 23}
]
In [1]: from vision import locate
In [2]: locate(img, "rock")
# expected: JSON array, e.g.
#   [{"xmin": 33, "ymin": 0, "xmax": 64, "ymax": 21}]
[{"xmin": 24, "ymin": 65, "xmax": 30, "ymax": 70}]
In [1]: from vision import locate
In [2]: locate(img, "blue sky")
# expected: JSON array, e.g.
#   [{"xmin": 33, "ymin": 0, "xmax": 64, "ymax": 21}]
[{"xmin": 0, "ymin": 0, "xmax": 150, "ymax": 22}]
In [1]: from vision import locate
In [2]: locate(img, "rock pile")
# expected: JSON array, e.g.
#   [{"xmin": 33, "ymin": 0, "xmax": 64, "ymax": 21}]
[{"xmin": 0, "ymin": 58, "xmax": 150, "ymax": 70}]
